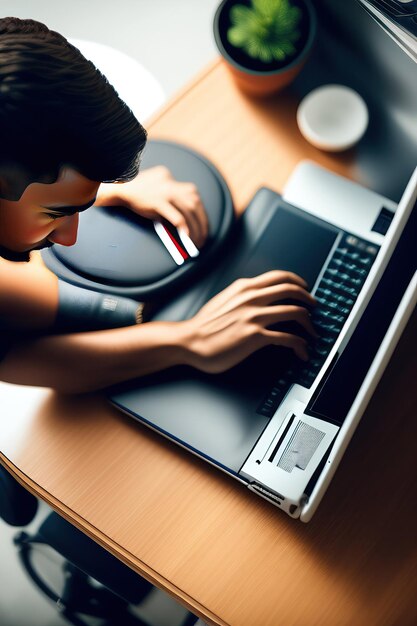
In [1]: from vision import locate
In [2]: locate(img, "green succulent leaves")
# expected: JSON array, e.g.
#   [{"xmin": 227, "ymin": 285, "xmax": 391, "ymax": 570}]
[{"xmin": 228, "ymin": 0, "xmax": 302, "ymax": 63}]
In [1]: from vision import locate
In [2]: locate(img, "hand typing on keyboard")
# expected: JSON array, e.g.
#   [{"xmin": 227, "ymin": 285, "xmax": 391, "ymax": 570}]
[
  {"xmin": 257, "ymin": 234, "xmax": 378, "ymax": 416},
  {"xmin": 181, "ymin": 270, "xmax": 317, "ymax": 374}
]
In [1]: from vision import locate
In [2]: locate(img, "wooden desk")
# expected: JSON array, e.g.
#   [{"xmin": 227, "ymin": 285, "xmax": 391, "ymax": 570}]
[{"xmin": 1, "ymin": 59, "xmax": 417, "ymax": 626}]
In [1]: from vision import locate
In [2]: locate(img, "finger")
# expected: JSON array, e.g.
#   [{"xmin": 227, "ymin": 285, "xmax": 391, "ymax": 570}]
[
  {"xmin": 224, "ymin": 272, "xmax": 307, "ymax": 300},
  {"xmin": 256, "ymin": 305, "xmax": 318, "ymax": 338},
  {"xmin": 155, "ymin": 201, "xmax": 189, "ymax": 232},
  {"xmin": 178, "ymin": 205, "xmax": 202, "ymax": 247},
  {"xmin": 191, "ymin": 197, "xmax": 209, "ymax": 244},
  {"xmin": 166, "ymin": 195, "xmax": 200, "ymax": 244},
  {"xmin": 262, "ymin": 329, "xmax": 309, "ymax": 361},
  {"xmin": 176, "ymin": 183, "xmax": 209, "ymax": 236},
  {"xmin": 247, "ymin": 270, "xmax": 308, "ymax": 290},
  {"xmin": 171, "ymin": 188, "xmax": 209, "ymax": 247},
  {"xmin": 253, "ymin": 283, "xmax": 317, "ymax": 307}
]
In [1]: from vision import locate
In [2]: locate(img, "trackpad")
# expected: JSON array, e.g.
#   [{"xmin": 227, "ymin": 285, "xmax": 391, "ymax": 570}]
[{"xmin": 111, "ymin": 366, "xmax": 270, "ymax": 473}]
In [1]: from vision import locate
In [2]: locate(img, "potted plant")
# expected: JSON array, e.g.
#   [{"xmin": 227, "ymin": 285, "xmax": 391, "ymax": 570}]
[{"xmin": 213, "ymin": 0, "xmax": 317, "ymax": 96}]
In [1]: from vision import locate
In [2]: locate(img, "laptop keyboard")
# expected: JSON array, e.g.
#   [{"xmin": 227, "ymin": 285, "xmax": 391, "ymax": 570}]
[{"xmin": 257, "ymin": 234, "xmax": 379, "ymax": 418}]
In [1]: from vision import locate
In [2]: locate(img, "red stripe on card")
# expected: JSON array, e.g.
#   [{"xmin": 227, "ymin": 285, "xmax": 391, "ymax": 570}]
[{"xmin": 163, "ymin": 225, "xmax": 189, "ymax": 260}]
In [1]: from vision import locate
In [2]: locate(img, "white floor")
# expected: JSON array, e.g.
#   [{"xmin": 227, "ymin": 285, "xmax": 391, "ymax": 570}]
[{"xmin": 0, "ymin": 1, "xmax": 219, "ymax": 624}]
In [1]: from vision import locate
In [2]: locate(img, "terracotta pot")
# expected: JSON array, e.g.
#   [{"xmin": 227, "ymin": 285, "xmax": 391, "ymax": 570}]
[{"xmin": 213, "ymin": 0, "xmax": 317, "ymax": 96}]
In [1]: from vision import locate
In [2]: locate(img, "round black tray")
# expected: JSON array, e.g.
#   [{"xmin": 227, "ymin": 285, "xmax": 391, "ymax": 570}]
[{"xmin": 42, "ymin": 139, "xmax": 234, "ymax": 300}]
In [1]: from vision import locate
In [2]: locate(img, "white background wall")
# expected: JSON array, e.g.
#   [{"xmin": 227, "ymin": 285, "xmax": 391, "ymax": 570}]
[{"xmin": 0, "ymin": 0, "xmax": 220, "ymax": 98}]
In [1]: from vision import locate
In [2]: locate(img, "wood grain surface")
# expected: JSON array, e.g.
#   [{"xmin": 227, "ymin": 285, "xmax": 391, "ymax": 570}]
[{"xmin": 1, "ymin": 58, "xmax": 416, "ymax": 626}]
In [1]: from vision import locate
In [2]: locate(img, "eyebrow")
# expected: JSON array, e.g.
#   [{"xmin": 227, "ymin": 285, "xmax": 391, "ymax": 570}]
[{"xmin": 41, "ymin": 196, "xmax": 97, "ymax": 216}]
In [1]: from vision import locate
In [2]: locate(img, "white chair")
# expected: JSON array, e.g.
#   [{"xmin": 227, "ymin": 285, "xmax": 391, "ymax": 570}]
[{"xmin": 70, "ymin": 38, "xmax": 166, "ymax": 124}]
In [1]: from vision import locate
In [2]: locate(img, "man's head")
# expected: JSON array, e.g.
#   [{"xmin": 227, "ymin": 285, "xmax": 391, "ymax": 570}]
[{"xmin": 0, "ymin": 17, "xmax": 147, "ymax": 261}]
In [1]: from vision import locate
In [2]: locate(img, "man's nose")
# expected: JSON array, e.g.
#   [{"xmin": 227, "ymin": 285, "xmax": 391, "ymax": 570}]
[{"xmin": 49, "ymin": 213, "xmax": 79, "ymax": 246}]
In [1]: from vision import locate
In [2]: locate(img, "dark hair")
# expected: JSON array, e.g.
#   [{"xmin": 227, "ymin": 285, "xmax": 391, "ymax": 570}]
[{"xmin": 0, "ymin": 17, "xmax": 147, "ymax": 200}]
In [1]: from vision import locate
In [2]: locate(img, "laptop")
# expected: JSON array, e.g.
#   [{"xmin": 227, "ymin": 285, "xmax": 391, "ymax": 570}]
[{"xmin": 110, "ymin": 161, "xmax": 417, "ymax": 521}]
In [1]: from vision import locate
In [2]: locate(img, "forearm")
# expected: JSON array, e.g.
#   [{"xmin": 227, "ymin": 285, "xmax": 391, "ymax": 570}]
[
  {"xmin": 0, "ymin": 321, "xmax": 190, "ymax": 393},
  {"xmin": 0, "ymin": 270, "xmax": 317, "ymax": 393}
]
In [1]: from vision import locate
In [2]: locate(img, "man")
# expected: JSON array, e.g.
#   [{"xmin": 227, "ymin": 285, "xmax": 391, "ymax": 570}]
[{"xmin": 0, "ymin": 17, "xmax": 316, "ymax": 393}]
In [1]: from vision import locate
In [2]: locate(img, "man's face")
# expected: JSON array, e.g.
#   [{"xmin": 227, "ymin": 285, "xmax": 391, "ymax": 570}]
[{"xmin": 0, "ymin": 168, "xmax": 100, "ymax": 260}]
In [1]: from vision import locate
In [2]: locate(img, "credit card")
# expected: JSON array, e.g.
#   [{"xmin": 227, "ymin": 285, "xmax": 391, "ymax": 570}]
[{"xmin": 153, "ymin": 220, "xmax": 193, "ymax": 265}]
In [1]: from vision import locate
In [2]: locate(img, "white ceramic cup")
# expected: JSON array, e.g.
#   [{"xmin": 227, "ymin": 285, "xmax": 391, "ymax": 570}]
[{"xmin": 297, "ymin": 84, "xmax": 369, "ymax": 152}]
